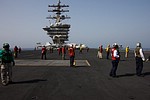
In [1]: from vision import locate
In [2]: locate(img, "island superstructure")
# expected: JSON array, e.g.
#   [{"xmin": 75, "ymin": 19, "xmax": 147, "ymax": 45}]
[{"xmin": 43, "ymin": 0, "xmax": 70, "ymax": 46}]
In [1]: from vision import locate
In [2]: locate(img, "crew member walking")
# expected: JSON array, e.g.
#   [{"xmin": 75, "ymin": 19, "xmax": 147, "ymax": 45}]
[
  {"xmin": 134, "ymin": 42, "xmax": 145, "ymax": 76},
  {"xmin": 0, "ymin": 43, "xmax": 15, "ymax": 86},
  {"xmin": 14, "ymin": 46, "xmax": 18, "ymax": 58},
  {"xmin": 41, "ymin": 46, "xmax": 47, "ymax": 60},
  {"xmin": 110, "ymin": 43, "xmax": 120, "ymax": 77},
  {"xmin": 62, "ymin": 46, "xmax": 66, "ymax": 60},
  {"xmin": 69, "ymin": 45, "xmax": 75, "ymax": 67}
]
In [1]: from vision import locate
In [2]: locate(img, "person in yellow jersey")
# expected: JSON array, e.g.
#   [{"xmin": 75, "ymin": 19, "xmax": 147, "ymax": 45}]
[{"xmin": 125, "ymin": 46, "xmax": 130, "ymax": 58}]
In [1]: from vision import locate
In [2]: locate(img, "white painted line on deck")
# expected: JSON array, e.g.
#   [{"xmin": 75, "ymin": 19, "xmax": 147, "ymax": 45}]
[{"xmin": 86, "ymin": 60, "xmax": 91, "ymax": 66}]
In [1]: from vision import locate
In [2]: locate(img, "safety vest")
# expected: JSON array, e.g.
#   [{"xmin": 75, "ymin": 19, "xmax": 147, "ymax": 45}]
[
  {"xmin": 0, "ymin": 49, "xmax": 14, "ymax": 63},
  {"xmin": 14, "ymin": 47, "xmax": 18, "ymax": 52},
  {"xmin": 62, "ymin": 47, "xmax": 66, "ymax": 54},
  {"xmin": 106, "ymin": 47, "xmax": 110, "ymax": 52},
  {"xmin": 111, "ymin": 48, "xmax": 120, "ymax": 60},
  {"xmin": 135, "ymin": 47, "xmax": 141, "ymax": 57},
  {"xmin": 0, "ymin": 50, "xmax": 3, "ymax": 58},
  {"xmin": 126, "ymin": 47, "xmax": 129, "ymax": 52},
  {"xmin": 42, "ymin": 47, "xmax": 46, "ymax": 54},
  {"xmin": 69, "ymin": 47, "xmax": 75, "ymax": 56}
]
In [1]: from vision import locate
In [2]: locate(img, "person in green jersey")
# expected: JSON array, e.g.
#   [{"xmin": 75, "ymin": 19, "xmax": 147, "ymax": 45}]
[{"xmin": 0, "ymin": 43, "xmax": 15, "ymax": 86}]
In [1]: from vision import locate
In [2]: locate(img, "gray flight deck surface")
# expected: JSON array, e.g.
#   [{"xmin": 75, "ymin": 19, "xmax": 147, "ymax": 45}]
[
  {"xmin": 0, "ymin": 49, "xmax": 150, "ymax": 100},
  {"xmin": 15, "ymin": 60, "xmax": 90, "ymax": 67}
]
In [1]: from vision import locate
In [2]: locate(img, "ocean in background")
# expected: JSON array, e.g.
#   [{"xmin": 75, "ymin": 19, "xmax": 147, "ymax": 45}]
[
  {"xmin": 143, "ymin": 48, "xmax": 150, "ymax": 51},
  {"xmin": 130, "ymin": 48, "xmax": 150, "ymax": 51},
  {"xmin": 22, "ymin": 48, "xmax": 150, "ymax": 51},
  {"xmin": 21, "ymin": 48, "xmax": 35, "ymax": 51}
]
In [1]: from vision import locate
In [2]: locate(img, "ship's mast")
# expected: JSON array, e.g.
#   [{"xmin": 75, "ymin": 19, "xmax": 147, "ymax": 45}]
[
  {"xmin": 43, "ymin": 0, "xmax": 70, "ymax": 45},
  {"xmin": 47, "ymin": 0, "xmax": 70, "ymax": 23}
]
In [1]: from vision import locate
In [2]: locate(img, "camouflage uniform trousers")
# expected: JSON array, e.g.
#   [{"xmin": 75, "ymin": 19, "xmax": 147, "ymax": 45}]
[{"xmin": 1, "ymin": 63, "xmax": 12, "ymax": 85}]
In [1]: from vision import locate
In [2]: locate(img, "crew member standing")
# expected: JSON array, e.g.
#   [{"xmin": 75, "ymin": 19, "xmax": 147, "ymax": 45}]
[
  {"xmin": 69, "ymin": 45, "xmax": 75, "ymax": 67},
  {"xmin": 125, "ymin": 46, "xmax": 130, "ymax": 58},
  {"xmin": 62, "ymin": 46, "xmax": 66, "ymax": 60},
  {"xmin": 99, "ymin": 45, "xmax": 103, "ymax": 58},
  {"xmin": 110, "ymin": 43, "xmax": 120, "ymax": 77},
  {"xmin": 97, "ymin": 45, "xmax": 103, "ymax": 59},
  {"xmin": 79, "ymin": 44, "xmax": 83, "ymax": 54},
  {"xmin": 41, "ymin": 46, "xmax": 47, "ymax": 60},
  {"xmin": 106, "ymin": 44, "xmax": 110, "ymax": 59},
  {"xmin": 134, "ymin": 42, "xmax": 145, "ymax": 76},
  {"xmin": 14, "ymin": 46, "xmax": 18, "ymax": 58},
  {"xmin": 0, "ymin": 43, "xmax": 15, "ymax": 86}
]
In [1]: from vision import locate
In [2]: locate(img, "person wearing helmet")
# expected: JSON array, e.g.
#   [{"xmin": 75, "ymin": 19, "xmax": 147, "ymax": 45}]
[
  {"xmin": 109, "ymin": 43, "xmax": 120, "ymax": 77},
  {"xmin": 0, "ymin": 43, "xmax": 15, "ymax": 86},
  {"xmin": 134, "ymin": 42, "xmax": 145, "ymax": 76}
]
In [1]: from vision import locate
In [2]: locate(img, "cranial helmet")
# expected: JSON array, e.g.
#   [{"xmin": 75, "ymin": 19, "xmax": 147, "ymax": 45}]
[
  {"xmin": 112, "ymin": 43, "xmax": 117, "ymax": 47},
  {"xmin": 113, "ymin": 43, "xmax": 119, "ymax": 48},
  {"xmin": 3, "ymin": 43, "xmax": 10, "ymax": 48},
  {"xmin": 136, "ymin": 42, "xmax": 141, "ymax": 47}
]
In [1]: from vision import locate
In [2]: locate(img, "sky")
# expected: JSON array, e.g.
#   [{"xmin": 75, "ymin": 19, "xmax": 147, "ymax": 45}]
[{"xmin": 0, "ymin": 0, "xmax": 150, "ymax": 48}]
